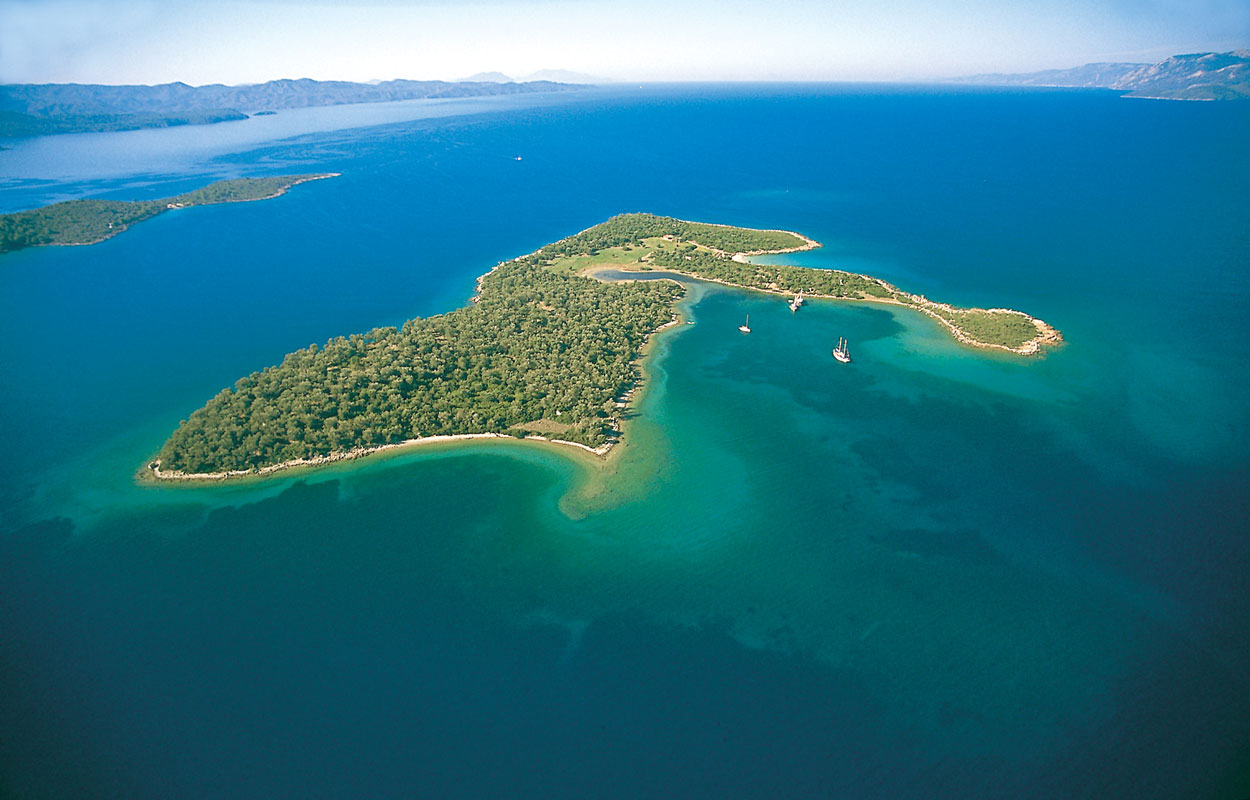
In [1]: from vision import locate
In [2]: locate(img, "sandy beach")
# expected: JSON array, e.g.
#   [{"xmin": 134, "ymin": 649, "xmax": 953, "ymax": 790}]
[{"xmin": 147, "ymin": 432, "xmax": 613, "ymax": 483}]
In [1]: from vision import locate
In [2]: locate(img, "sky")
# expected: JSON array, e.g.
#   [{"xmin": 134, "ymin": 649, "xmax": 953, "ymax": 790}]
[{"xmin": 2, "ymin": 0, "xmax": 1248, "ymax": 86}]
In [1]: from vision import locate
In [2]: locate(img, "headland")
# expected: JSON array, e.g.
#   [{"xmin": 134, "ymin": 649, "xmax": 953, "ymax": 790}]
[{"xmin": 0, "ymin": 173, "xmax": 339, "ymax": 255}]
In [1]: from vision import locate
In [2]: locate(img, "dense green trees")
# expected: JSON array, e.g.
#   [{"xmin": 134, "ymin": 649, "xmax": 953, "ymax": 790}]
[
  {"xmin": 0, "ymin": 175, "xmax": 332, "ymax": 254},
  {"xmin": 535, "ymin": 213, "xmax": 807, "ymax": 259},
  {"xmin": 157, "ymin": 258, "xmax": 682, "ymax": 473}
]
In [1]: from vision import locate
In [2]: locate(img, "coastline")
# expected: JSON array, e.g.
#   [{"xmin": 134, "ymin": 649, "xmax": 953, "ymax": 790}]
[{"xmin": 145, "ymin": 432, "xmax": 611, "ymax": 483}]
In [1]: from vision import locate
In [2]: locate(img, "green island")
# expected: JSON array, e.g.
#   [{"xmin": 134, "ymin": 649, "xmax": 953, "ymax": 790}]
[
  {"xmin": 0, "ymin": 174, "xmax": 338, "ymax": 255},
  {"xmin": 149, "ymin": 213, "xmax": 1061, "ymax": 480}
]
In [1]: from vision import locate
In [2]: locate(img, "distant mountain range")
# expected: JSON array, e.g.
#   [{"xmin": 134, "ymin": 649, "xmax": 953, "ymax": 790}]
[
  {"xmin": 0, "ymin": 76, "xmax": 590, "ymax": 138},
  {"xmin": 953, "ymin": 50, "xmax": 1250, "ymax": 100}
]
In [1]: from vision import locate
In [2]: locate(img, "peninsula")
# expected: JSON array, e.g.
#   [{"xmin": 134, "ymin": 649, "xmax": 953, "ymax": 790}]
[
  {"xmin": 149, "ymin": 213, "xmax": 1060, "ymax": 480},
  {"xmin": 0, "ymin": 174, "xmax": 338, "ymax": 255}
]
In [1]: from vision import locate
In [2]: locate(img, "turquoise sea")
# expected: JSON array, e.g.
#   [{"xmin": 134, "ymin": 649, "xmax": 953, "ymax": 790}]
[{"xmin": 2, "ymin": 85, "xmax": 1248, "ymax": 798}]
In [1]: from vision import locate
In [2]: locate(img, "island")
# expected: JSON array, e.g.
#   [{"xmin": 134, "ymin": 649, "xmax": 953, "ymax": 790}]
[
  {"xmin": 0, "ymin": 174, "xmax": 338, "ymax": 255},
  {"xmin": 147, "ymin": 213, "xmax": 1061, "ymax": 481}
]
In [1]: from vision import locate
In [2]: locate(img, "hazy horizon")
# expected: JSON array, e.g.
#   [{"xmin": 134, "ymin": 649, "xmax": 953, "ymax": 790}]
[{"xmin": 2, "ymin": 0, "xmax": 1248, "ymax": 87}]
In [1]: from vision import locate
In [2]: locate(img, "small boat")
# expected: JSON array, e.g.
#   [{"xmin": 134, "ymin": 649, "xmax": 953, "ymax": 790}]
[
  {"xmin": 789, "ymin": 292, "xmax": 804, "ymax": 312},
  {"xmin": 738, "ymin": 314, "xmax": 751, "ymax": 334},
  {"xmin": 832, "ymin": 337, "xmax": 851, "ymax": 363}
]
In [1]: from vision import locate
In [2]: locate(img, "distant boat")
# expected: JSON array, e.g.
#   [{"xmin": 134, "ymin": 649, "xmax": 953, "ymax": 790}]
[
  {"xmin": 738, "ymin": 314, "xmax": 751, "ymax": 334},
  {"xmin": 789, "ymin": 292, "xmax": 804, "ymax": 312},
  {"xmin": 514, "ymin": 156, "xmax": 523, "ymax": 161},
  {"xmin": 832, "ymin": 337, "xmax": 851, "ymax": 363}
]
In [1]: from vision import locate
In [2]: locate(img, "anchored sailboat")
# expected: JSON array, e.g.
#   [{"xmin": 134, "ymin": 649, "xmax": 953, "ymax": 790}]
[
  {"xmin": 789, "ymin": 292, "xmax": 804, "ymax": 312},
  {"xmin": 738, "ymin": 314, "xmax": 751, "ymax": 333},
  {"xmin": 832, "ymin": 337, "xmax": 851, "ymax": 363}
]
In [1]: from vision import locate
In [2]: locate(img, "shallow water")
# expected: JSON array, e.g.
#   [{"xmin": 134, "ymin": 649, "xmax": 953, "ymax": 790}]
[{"xmin": 2, "ymin": 84, "xmax": 1248, "ymax": 798}]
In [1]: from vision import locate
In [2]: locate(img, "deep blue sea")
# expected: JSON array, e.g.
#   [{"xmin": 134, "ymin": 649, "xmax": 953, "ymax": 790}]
[{"xmin": 2, "ymin": 85, "xmax": 1248, "ymax": 798}]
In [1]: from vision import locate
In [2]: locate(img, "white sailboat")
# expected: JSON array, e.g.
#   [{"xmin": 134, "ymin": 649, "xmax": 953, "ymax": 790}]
[
  {"xmin": 832, "ymin": 337, "xmax": 851, "ymax": 363},
  {"xmin": 789, "ymin": 292, "xmax": 804, "ymax": 312},
  {"xmin": 738, "ymin": 314, "xmax": 751, "ymax": 333}
]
